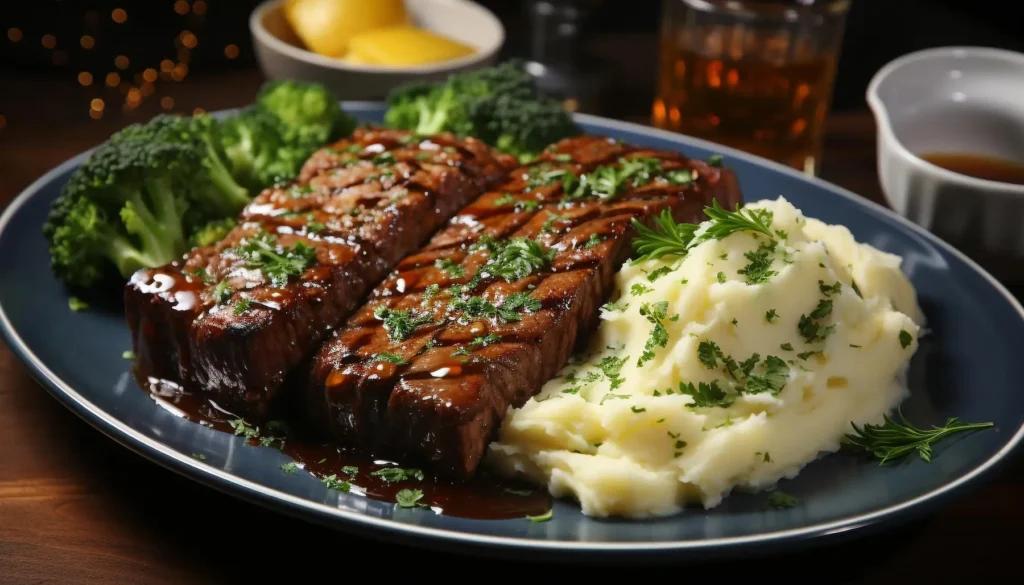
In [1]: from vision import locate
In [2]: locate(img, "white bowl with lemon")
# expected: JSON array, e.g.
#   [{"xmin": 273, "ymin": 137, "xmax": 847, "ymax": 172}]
[{"xmin": 250, "ymin": 0, "xmax": 505, "ymax": 100}]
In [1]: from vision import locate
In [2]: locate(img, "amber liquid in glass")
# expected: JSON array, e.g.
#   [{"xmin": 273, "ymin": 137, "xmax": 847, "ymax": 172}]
[{"xmin": 653, "ymin": 39, "xmax": 838, "ymax": 174}]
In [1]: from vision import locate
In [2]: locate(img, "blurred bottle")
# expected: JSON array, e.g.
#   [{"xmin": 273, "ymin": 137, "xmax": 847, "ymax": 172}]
[{"xmin": 652, "ymin": 0, "xmax": 851, "ymax": 175}]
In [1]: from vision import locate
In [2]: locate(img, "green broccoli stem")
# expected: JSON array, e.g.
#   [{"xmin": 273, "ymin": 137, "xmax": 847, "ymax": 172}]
[
  {"xmin": 105, "ymin": 232, "xmax": 158, "ymax": 277},
  {"xmin": 201, "ymin": 137, "xmax": 251, "ymax": 213},
  {"xmin": 129, "ymin": 180, "xmax": 186, "ymax": 266}
]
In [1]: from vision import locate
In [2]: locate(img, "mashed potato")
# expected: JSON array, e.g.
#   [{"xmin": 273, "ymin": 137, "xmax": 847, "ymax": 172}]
[{"xmin": 487, "ymin": 197, "xmax": 924, "ymax": 518}]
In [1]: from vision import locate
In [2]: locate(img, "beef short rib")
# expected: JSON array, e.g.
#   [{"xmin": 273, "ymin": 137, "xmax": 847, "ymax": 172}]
[
  {"xmin": 303, "ymin": 135, "xmax": 744, "ymax": 479},
  {"xmin": 124, "ymin": 128, "xmax": 517, "ymax": 421}
]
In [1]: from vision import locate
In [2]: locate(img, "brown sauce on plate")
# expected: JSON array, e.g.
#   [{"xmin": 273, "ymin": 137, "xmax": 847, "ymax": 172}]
[
  {"xmin": 144, "ymin": 378, "xmax": 552, "ymax": 520},
  {"xmin": 919, "ymin": 151, "xmax": 1024, "ymax": 185}
]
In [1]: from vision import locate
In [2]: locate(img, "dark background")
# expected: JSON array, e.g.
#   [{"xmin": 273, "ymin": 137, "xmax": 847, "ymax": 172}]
[{"xmin": 3, "ymin": 0, "xmax": 1024, "ymax": 122}]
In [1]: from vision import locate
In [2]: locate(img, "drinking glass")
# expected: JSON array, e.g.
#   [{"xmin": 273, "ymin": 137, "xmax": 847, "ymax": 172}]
[{"xmin": 652, "ymin": 0, "xmax": 851, "ymax": 175}]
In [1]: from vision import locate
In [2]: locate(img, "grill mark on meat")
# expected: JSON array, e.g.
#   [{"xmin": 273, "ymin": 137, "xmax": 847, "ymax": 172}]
[
  {"xmin": 304, "ymin": 135, "xmax": 744, "ymax": 479},
  {"xmin": 125, "ymin": 128, "xmax": 517, "ymax": 421}
]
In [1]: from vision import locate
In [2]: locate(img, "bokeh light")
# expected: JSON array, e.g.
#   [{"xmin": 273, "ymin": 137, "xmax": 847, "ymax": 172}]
[
  {"xmin": 180, "ymin": 31, "xmax": 198, "ymax": 49},
  {"xmin": 174, "ymin": 0, "xmax": 189, "ymax": 15},
  {"xmin": 115, "ymin": 55, "xmax": 130, "ymax": 70},
  {"xmin": 112, "ymin": 9, "xmax": 127, "ymax": 24},
  {"xmin": 224, "ymin": 44, "xmax": 240, "ymax": 59},
  {"xmin": 41, "ymin": 34, "xmax": 56, "ymax": 49},
  {"xmin": 7, "ymin": 28, "xmax": 22, "ymax": 43},
  {"xmin": 160, "ymin": 97, "xmax": 176, "ymax": 110},
  {"xmin": 143, "ymin": 68, "xmax": 157, "ymax": 83},
  {"xmin": 106, "ymin": 72, "xmax": 121, "ymax": 87},
  {"xmin": 90, "ymin": 98, "xmax": 105, "ymax": 112},
  {"xmin": 80, "ymin": 35, "xmax": 95, "ymax": 49},
  {"xmin": 193, "ymin": 1, "xmax": 208, "ymax": 16},
  {"xmin": 78, "ymin": 72, "xmax": 93, "ymax": 86}
]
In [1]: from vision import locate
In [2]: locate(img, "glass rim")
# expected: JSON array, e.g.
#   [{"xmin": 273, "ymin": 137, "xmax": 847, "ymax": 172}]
[{"xmin": 674, "ymin": 0, "xmax": 852, "ymax": 20}]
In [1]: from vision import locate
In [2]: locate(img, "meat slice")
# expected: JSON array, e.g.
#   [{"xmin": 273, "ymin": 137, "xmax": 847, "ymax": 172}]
[
  {"xmin": 303, "ymin": 135, "xmax": 744, "ymax": 479},
  {"xmin": 124, "ymin": 128, "xmax": 517, "ymax": 421}
]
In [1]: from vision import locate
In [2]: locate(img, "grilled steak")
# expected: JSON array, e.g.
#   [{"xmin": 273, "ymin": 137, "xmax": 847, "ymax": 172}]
[
  {"xmin": 124, "ymin": 128, "xmax": 517, "ymax": 420},
  {"xmin": 303, "ymin": 135, "xmax": 744, "ymax": 479}
]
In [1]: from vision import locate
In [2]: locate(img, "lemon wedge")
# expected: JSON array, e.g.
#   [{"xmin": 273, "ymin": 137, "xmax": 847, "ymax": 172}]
[
  {"xmin": 346, "ymin": 26, "xmax": 476, "ymax": 66},
  {"xmin": 283, "ymin": 0, "xmax": 409, "ymax": 58}
]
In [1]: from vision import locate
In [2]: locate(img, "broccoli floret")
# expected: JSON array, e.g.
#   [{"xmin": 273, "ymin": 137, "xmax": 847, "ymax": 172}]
[
  {"xmin": 189, "ymin": 217, "xmax": 237, "ymax": 248},
  {"xmin": 256, "ymin": 79, "xmax": 355, "ymax": 149},
  {"xmin": 383, "ymin": 60, "xmax": 580, "ymax": 157},
  {"xmin": 44, "ymin": 138, "xmax": 196, "ymax": 288},
  {"xmin": 219, "ymin": 107, "xmax": 316, "ymax": 190},
  {"xmin": 110, "ymin": 114, "xmax": 250, "ymax": 218}
]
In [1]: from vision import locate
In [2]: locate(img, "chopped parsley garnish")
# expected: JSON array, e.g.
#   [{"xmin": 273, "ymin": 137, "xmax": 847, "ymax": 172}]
[
  {"xmin": 768, "ymin": 491, "xmax": 797, "ymax": 509},
  {"xmin": 637, "ymin": 301, "xmax": 671, "ymax": 367},
  {"xmin": 68, "ymin": 296, "xmax": 88, "ymax": 312},
  {"xmin": 796, "ymin": 350, "xmax": 819, "ymax": 361},
  {"xmin": 372, "ymin": 151, "xmax": 395, "ymax": 165},
  {"xmin": 191, "ymin": 268, "xmax": 214, "ymax": 283},
  {"xmin": 899, "ymin": 330, "xmax": 912, "ymax": 349},
  {"xmin": 843, "ymin": 408, "xmax": 994, "ymax": 465},
  {"xmin": 450, "ymin": 292, "xmax": 541, "ymax": 324},
  {"xmin": 395, "ymin": 488, "xmax": 424, "ymax": 508},
  {"xmin": 526, "ymin": 509, "xmax": 553, "ymax": 522},
  {"xmin": 435, "ymin": 257, "xmax": 465, "ymax": 278},
  {"xmin": 819, "ymin": 280, "xmax": 842, "ymax": 296},
  {"xmin": 494, "ymin": 193, "xmax": 540, "ymax": 212},
  {"xmin": 451, "ymin": 347, "xmax": 471, "ymax": 357},
  {"xmin": 228, "ymin": 418, "xmax": 259, "ymax": 440},
  {"xmin": 600, "ymin": 393, "xmax": 629, "ymax": 404},
  {"xmin": 288, "ymin": 184, "xmax": 314, "ymax": 198},
  {"xmin": 647, "ymin": 265, "xmax": 673, "ymax": 282},
  {"xmin": 280, "ymin": 462, "xmax": 298, "ymax": 475},
  {"xmin": 678, "ymin": 380, "xmax": 733, "ymax": 408},
  {"xmin": 707, "ymin": 154, "xmax": 724, "ymax": 167},
  {"xmin": 630, "ymin": 283, "xmax": 653, "ymax": 296},
  {"xmin": 371, "ymin": 467, "xmax": 424, "ymax": 482},
  {"xmin": 234, "ymin": 299, "xmax": 252, "ymax": 315},
  {"xmin": 797, "ymin": 299, "xmax": 835, "ymax": 343},
  {"xmin": 583, "ymin": 233, "xmax": 604, "ymax": 249},
  {"xmin": 307, "ymin": 221, "xmax": 326, "ymax": 233},
  {"xmin": 470, "ymin": 333, "xmax": 501, "ymax": 347},
  {"xmin": 851, "ymin": 279, "xmax": 863, "ymax": 298},
  {"xmin": 122, "ymin": 350, "xmax": 134, "ymax": 360},
  {"xmin": 765, "ymin": 309, "xmax": 779, "ymax": 323},
  {"xmin": 231, "ymin": 231, "xmax": 317, "ymax": 288},
  {"xmin": 697, "ymin": 340, "xmax": 721, "ymax": 369},
  {"xmin": 372, "ymin": 353, "xmax": 408, "ymax": 365},
  {"xmin": 744, "ymin": 356, "xmax": 789, "ymax": 395},
  {"xmin": 191, "ymin": 453, "xmax": 206, "ymax": 461},
  {"xmin": 738, "ymin": 241, "xmax": 778, "ymax": 284},
  {"xmin": 342, "ymin": 466, "xmax": 359, "ymax": 476},
  {"xmin": 421, "ymin": 283, "xmax": 440, "ymax": 300},
  {"xmin": 601, "ymin": 301, "xmax": 628, "ymax": 312},
  {"xmin": 541, "ymin": 212, "xmax": 567, "ymax": 233},
  {"xmin": 563, "ymin": 157, "xmax": 662, "ymax": 202},
  {"xmin": 321, "ymin": 474, "xmax": 351, "ymax": 492},
  {"xmin": 780, "ymin": 343, "xmax": 793, "ymax": 351},
  {"xmin": 480, "ymin": 237, "xmax": 555, "ymax": 282},
  {"xmin": 373, "ymin": 306, "xmax": 433, "ymax": 341},
  {"xmin": 213, "ymin": 280, "xmax": 233, "ymax": 305},
  {"xmin": 762, "ymin": 452, "xmax": 773, "ymax": 463},
  {"xmin": 630, "ymin": 200, "xmax": 775, "ymax": 262},
  {"xmin": 525, "ymin": 164, "xmax": 572, "ymax": 189},
  {"xmin": 631, "ymin": 405, "xmax": 647, "ymax": 413},
  {"xmin": 598, "ymin": 355, "xmax": 628, "ymax": 390},
  {"xmin": 716, "ymin": 271, "xmax": 726, "ymax": 283}
]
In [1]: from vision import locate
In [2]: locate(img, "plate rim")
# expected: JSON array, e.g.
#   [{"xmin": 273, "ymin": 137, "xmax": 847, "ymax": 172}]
[{"xmin": 2, "ymin": 103, "xmax": 1023, "ymax": 558}]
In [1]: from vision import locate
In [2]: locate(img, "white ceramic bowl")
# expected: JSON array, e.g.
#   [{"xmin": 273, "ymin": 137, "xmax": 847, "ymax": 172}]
[
  {"xmin": 250, "ymin": 0, "xmax": 505, "ymax": 101},
  {"xmin": 867, "ymin": 46, "xmax": 1024, "ymax": 258}
]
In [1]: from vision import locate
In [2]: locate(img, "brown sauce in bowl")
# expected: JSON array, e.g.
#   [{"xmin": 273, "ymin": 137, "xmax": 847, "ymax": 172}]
[{"xmin": 919, "ymin": 151, "xmax": 1024, "ymax": 185}]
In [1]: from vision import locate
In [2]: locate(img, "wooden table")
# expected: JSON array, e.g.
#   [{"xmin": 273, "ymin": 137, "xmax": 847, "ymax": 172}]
[{"xmin": 1, "ymin": 69, "xmax": 1020, "ymax": 583}]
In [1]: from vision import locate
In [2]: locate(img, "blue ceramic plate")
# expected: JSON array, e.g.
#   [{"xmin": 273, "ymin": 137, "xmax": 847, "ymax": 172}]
[{"xmin": 2, "ymin": 104, "xmax": 1022, "ymax": 562}]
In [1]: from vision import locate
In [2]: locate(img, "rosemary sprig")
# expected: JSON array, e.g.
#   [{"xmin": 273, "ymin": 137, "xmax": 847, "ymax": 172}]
[
  {"xmin": 844, "ymin": 409, "xmax": 994, "ymax": 465},
  {"xmin": 629, "ymin": 199, "xmax": 775, "ymax": 263}
]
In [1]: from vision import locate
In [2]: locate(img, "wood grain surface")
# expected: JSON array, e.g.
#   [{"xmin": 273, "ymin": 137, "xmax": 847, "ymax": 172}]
[{"xmin": 1, "ymin": 69, "xmax": 1021, "ymax": 583}]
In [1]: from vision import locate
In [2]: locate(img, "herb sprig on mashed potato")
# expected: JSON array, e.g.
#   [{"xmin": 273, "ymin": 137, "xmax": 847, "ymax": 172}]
[{"xmin": 487, "ymin": 196, "xmax": 991, "ymax": 519}]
